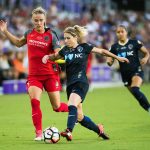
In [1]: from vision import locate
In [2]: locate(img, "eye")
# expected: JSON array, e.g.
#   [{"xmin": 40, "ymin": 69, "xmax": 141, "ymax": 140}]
[{"xmin": 65, "ymin": 37, "xmax": 70, "ymax": 40}]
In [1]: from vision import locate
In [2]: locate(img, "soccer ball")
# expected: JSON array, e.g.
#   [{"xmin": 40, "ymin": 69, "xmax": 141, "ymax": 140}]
[{"xmin": 43, "ymin": 126, "xmax": 60, "ymax": 144}]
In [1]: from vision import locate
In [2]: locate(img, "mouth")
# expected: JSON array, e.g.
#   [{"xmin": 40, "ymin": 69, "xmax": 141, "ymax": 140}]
[{"xmin": 66, "ymin": 43, "xmax": 71, "ymax": 47}]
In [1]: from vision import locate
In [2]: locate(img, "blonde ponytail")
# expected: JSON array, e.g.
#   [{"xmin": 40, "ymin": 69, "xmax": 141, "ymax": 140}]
[
  {"xmin": 73, "ymin": 25, "xmax": 88, "ymax": 38},
  {"xmin": 64, "ymin": 25, "xmax": 88, "ymax": 44}
]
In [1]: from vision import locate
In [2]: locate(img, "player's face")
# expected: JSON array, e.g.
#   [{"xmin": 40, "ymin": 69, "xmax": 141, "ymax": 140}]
[
  {"xmin": 116, "ymin": 27, "xmax": 127, "ymax": 42},
  {"xmin": 32, "ymin": 13, "xmax": 46, "ymax": 32},
  {"xmin": 64, "ymin": 33, "xmax": 78, "ymax": 48}
]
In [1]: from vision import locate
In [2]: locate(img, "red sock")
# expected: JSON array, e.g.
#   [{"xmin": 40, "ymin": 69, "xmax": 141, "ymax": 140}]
[
  {"xmin": 31, "ymin": 99, "xmax": 42, "ymax": 132},
  {"xmin": 54, "ymin": 102, "xmax": 68, "ymax": 112}
]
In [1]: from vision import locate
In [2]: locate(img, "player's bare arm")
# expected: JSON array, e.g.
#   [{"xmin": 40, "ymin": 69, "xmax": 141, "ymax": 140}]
[
  {"xmin": 91, "ymin": 47, "xmax": 129, "ymax": 63},
  {"xmin": 42, "ymin": 52, "xmax": 63, "ymax": 64},
  {"xmin": 0, "ymin": 20, "xmax": 26, "ymax": 47},
  {"xmin": 54, "ymin": 48, "xmax": 61, "ymax": 53},
  {"xmin": 140, "ymin": 46, "xmax": 150, "ymax": 65}
]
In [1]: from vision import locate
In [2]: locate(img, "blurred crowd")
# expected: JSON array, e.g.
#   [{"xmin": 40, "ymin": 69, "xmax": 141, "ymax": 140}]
[{"xmin": 0, "ymin": 0, "xmax": 150, "ymax": 86}]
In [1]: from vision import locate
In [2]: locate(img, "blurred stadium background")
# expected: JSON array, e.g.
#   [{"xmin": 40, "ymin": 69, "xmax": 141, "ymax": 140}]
[
  {"xmin": 0, "ymin": 1, "xmax": 150, "ymax": 150},
  {"xmin": 0, "ymin": 0, "xmax": 150, "ymax": 93}
]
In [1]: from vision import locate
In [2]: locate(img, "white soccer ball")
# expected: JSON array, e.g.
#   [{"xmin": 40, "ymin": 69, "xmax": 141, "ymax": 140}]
[{"xmin": 43, "ymin": 126, "xmax": 60, "ymax": 144}]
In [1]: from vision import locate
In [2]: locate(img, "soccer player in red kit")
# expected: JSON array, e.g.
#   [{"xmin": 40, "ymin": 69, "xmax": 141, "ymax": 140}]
[{"xmin": 0, "ymin": 7, "xmax": 68, "ymax": 141}]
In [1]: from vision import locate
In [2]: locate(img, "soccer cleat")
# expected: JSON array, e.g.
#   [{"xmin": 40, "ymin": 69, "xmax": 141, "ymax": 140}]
[
  {"xmin": 75, "ymin": 120, "xmax": 79, "ymax": 125},
  {"xmin": 60, "ymin": 129, "xmax": 72, "ymax": 141},
  {"xmin": 97, "ymin": 124, "xmax": 109, "ymax": 140},
  {"xmin": 34, "ymin": 130, "xmax": 44, "ymax": 141},
  {"xmin": 34, "ymin": 136, "xmax": 43, "ymax": 141}
]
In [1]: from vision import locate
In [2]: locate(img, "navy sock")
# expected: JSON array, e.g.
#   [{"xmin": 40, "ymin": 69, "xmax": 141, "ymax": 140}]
[
  {"xmin": 131, "ymin": 87, "xmax": 150, "ymax": 111},
  {"xmin": 67, "ymin": 105, "xmax": 77, "ymax": 132},
  {"xmin": 79, "ymin": 116, "xmax": 99, "ymax": 134}
]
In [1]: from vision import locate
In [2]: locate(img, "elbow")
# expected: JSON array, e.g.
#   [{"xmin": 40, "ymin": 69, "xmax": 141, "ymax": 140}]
[{"xmin": 107, "ymin": 62, "xmax": 112, "ymax": 66}]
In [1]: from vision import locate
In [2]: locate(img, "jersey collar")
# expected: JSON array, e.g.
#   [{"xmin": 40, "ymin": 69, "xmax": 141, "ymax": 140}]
[{"xmin": 118, "ymin": 39, "xmax": 129, "ymax": 46}]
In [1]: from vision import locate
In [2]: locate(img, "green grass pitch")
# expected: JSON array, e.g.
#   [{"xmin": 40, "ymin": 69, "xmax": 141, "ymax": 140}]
[{"xmin": 0, "ymin": 84, "xmax": 150, "ymax": 150}]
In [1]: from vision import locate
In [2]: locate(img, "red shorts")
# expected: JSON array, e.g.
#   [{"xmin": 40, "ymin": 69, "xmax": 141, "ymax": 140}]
[{"xmin": 26, "ymin": 74, "xmax": 62, "ymax": 92}]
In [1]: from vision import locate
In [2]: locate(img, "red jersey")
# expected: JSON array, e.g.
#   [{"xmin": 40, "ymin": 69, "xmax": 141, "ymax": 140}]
[{"xmin": 24, "ymin": 28, "xmax": 60, "ymax": 75}]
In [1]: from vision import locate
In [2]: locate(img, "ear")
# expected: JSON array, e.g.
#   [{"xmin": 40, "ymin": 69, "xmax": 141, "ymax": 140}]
[{"xmin": 44, "ymin": 22, "xmax": 47, "ymax": 28}]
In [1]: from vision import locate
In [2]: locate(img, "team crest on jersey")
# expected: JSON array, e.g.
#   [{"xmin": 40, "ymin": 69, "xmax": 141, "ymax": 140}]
[
  {"xmin": 128, "ymin": 44, "xmax": 133, "ymax": 50},
  {"xmin": 44, "ymin": 36, "xmax": 49, "ymax": 41},
  {"xmin": 77, "ymin": 46, "xmax": 83, "ymax": 52}
]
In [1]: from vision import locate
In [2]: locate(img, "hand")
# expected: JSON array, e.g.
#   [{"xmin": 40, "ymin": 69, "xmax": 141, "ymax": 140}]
[
  {"xmin": 140, "ymin": 57, "xmax": 148, "ymax": 65},
  {"xmin": 0, "ymin": 20, "xmax": 7, "ymax": 33},
  {"xmin": 117, "ymin": 57, "xmax": 129, "ymax": 63},
  {"xmin": 42, "ymin": 55, "xmax": 49, "ymax": 64}
]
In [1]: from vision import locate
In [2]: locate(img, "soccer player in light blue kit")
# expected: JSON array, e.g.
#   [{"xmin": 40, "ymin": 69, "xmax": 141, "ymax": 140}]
[{"xmin": 42, "ymin": 25, "xmax": 129, "ymax": 141}]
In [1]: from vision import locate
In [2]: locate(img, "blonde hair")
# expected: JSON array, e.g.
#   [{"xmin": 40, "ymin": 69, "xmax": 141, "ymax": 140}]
[
  {"xmin": 32, "ymin": 7, "xmax": 46, "ymax": 16},
  {"xmin": 64, "ymin": 25, "xmax": 88, "ymax": 43}
]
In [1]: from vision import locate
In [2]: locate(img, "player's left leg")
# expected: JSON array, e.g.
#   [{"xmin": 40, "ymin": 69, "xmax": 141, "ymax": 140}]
[
  {"xmin": 45, "ymin": 77, "xmax": 68, "ymax": 112},
  {"xmin": 47, "ymin": 91, "xmax": 68, "ymax": 112},
  {"xmin": 129, "ymin": 75, "xmax": 150, "ymax": 112},
  {"xmin": 77, "ymin": 103, "xmax": 109, "ymax": 140}
]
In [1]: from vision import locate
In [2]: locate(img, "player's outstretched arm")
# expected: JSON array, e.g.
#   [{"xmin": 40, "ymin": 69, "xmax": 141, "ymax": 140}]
[
  {"xmin": 0, "ymin": 20, "xmax": 26, "ymax": 47},
  {"xmin": 92, "ymin": 47, "xmax": 129, "ymax": 63},
  {"xmin": 42, "ymin": 52, "xmax": 62, "ymax": 64}
]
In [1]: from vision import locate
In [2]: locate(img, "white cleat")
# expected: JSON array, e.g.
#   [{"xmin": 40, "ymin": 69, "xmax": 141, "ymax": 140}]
[{"xmin": 34, "ymin": 135, "xmax": 44, "ymax": 141}]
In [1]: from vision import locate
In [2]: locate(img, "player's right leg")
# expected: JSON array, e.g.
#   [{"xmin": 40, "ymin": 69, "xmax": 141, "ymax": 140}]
[
  {"xmin": 27, "ymin": 80, "xmax": 43, "ymax": 141},
  {"xmin": 61, "ymin": 93, "xmax": 81, "ymax": 141}
]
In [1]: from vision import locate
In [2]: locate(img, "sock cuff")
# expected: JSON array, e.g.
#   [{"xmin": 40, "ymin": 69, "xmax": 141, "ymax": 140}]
[
  {"xmin": 68, "ymin": 105, "xmax": 77, "ymax": 111},
  {"xmin": 79, "ymin": 116, "xmax": 91, "ymax": 124},
  {"xmin": 131, "ymin": 86, "xmax": 139, "ymax": 90},
  {"xmin": 31, "ymin": 99, "xmax": 40, "ymax": 107}
]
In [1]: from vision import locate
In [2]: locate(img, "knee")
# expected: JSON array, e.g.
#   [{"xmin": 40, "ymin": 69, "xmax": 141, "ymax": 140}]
[
  {"xmin": 53, "ymin": 105, "xmax": 61, "ymax": 112},
  {"xmin": 77, "ymin": 113, "xmax": 84, "ymax": 122}
]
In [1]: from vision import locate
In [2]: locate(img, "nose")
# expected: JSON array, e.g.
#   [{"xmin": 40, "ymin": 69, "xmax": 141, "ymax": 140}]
[
  {"xmin": 64, "ymin": 39, "xmax": 68, "ymax": 43},
  {"xmin": 37, "ymin": 21, "xmax": 40, "ymax": 25}
]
